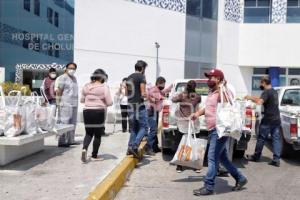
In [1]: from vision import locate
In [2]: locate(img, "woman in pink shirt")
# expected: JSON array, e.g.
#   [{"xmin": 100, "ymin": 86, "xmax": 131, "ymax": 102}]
[{"xmin": 80, "ymin": 69, "xmax": 113, "ymax": 163}]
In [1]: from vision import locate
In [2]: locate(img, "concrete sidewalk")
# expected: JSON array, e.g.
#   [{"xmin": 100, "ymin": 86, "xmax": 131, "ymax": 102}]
[{"xmin": 0, "ymin": 123, "xmax": 129, "ymax": 200}]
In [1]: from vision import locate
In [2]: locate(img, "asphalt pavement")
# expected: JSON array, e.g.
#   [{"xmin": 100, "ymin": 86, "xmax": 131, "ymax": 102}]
[{"xmin": 116, "ymin": 136, "xmax": 300, "ymax": 200}]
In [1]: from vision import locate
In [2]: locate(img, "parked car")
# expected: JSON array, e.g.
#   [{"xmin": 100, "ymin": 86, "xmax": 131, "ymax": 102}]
[
  {"xmin": 159, "ymin": 79, "xmax": 253, "ymax": 159},
  {"xmin": 255, "ymin": 86, "xmax": 300, "ymax": 157}
]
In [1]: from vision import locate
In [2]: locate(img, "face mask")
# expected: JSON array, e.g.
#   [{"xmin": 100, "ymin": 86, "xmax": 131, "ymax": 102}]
[
  {"xmin": 260, "ymin": 85, "xmax": 265, "ymax": 90},
  {"xmin": 158, "ymin": 86, "xmax": 164, "ymax": 91},
  {"xmin": 49, "ymin": 73, "xmax": 57, "ymax": 79},
  {"xmin": 68, "ymin": 69, "xmax": 76, "ymax": 76},
  {"xmin": 207, "ymin": 80, "xmax": 217, "ymax": 89}
]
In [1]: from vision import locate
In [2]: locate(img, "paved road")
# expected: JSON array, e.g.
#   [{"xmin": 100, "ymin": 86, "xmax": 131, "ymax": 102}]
[{"xmin": 116, "ymin": 137, "xmax": 300, "ymax": 200}]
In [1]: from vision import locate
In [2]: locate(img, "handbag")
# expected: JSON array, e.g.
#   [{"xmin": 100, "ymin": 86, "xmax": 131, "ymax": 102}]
[
  {"xmin": 170, "ymin": 120, "xmax": 207, "ymax": 169},
  {"xmin": 216, "ymin": 85, "xmax": 244, "ymax": 140}
]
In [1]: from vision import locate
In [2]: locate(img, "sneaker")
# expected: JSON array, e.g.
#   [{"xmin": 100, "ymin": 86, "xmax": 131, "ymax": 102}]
[
  {"xmin": 81, "ymin": 149, "xmax": 87, "ymax": 163},
  {"xmin": 246, "ymin": 154, "xmax": 259, "ymax": 162},
  {"xmin": 128, "ymin": 147, "xmax": 139, "ymax": 159},
  {"xmin": 176, "ymin": 165, "xmax": 183, "ymax": 173},
  {"xmin": 194, "ymin": 169, "xmax": 202, "ymax": 173},
  {"xmin": 232, "ymin": 178, "xmax": 248, "ymax": 191},
  {"xmin": 268, "ymin": 160, "xmax": 280, "ymax": 167},
  {"xmin": 145, "ymin": 149, "xmax": 155, "ymax": 156},
  {"xmin": 91, "ymin": 156, "xmax": 101, "ymax": 161},
  {"xmin": 193, "ymin": 187, "xmax": 214, "ymax": 196}
]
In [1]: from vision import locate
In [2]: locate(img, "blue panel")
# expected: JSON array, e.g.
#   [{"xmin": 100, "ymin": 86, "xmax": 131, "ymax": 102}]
[{"xmin": 269, "ymin": 67, "xmax": 280, "ymax": 87}]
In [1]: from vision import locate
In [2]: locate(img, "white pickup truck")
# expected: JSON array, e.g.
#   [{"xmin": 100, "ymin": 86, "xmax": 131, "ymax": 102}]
[
  {"xmin": 159, "ymin": 79, "xmax": 253, "ymax": 159},
  {"xmin": 276, "ymin": 86, "xmax": 300, "ymax": 157}
]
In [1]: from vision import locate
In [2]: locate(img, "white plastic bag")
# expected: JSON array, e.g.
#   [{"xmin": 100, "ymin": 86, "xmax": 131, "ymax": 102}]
[
  {"xmin": 171, "ymin": 121, "xmax": 207, "ymax": 169},
  {"xmin": 36, "ymin": 89, "xmax": 56, "ymax": 132},
  {"xmin": 4, "ymin": 91, "xmax": 26, "ymax": 137},
  {"xmin": 216, "ymin": 86, "xmax": 244, "ymax": 140},
  {"xmin": 23, "ymin": 92, "xmax": 39, "ymax": 135}
]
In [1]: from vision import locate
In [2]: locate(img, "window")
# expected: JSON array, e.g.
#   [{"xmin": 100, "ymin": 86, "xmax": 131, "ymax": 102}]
[
  {"xmin": 22, "ymin": 31, "xmax": 30, "ymax": 49},
  {"xmin": 24, "ymin": 0, "xmax": 30, "ymax": 12},
  {"xmin": 202, "ymin": 0, "xmax": 218, "ymax": 20},
  {"xmin": 47, "ymin": 8, "xmax": 53, "ymax": 24},
  {"xmin": 287, "ymin": 0, "xmax": 300, "ymax": 23},
  {"xmin": 253, "ymin": 67, "xmax": 286, "ymax": 75},
  {"xmin": 244, "ymin": 0, "xmax": 272, "ymax": 23},
  {"xmin": 54, "ymin": 12, "xmax": 59, "ymax": 27},
  {"xmin": 47, "ymin": 42, "xmax": 53, "ymax": 56},
  {"xmin": 186, "ymin": 0, "xmax": 201, "ymax": 17},
  {"xmin": 281, "ymin": 89, "xmax": 300, "ymax": 106},
  {"xmin": 34, "ymin": 0, "xmax": 40, "ymax": 16},
  {"xmin": 288, "ymin": 68, "xmax": 300, "ymax": 75}
]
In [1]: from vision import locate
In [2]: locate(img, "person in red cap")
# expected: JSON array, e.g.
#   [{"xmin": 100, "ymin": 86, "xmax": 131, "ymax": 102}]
[{"xmin": 190, "ymin": 68, "xmax": 247, "ymax": 196}]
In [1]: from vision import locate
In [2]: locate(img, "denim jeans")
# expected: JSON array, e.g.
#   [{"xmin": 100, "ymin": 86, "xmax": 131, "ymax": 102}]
[
  {"xmin": 254, "ymin": 123, "xmax": 282, "ymax": 162},
  {"xmin": 146, "ymin": 109, "xmax": 158, "ymax": 150},
  {"xmin": 128, "ymin": 104, "xmax": 148, "ymax": 149},
  {"xmin": 204, "ymin": 129, "xmax": 246, "ymax": 191}
]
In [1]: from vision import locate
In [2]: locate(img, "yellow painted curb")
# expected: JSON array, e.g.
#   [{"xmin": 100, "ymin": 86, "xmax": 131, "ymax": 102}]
[{"xmin": 86, "ymin": 141, "xmax": 147, "ymax": 200}]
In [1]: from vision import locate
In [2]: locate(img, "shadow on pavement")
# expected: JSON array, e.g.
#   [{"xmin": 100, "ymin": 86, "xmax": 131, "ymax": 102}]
[
  {"xmin": 0, "ymin": 145, "xmax": 73, "ymax": 171},
  {"xmin": 172, "ymin": 175, "xmax": 204, "ymax": 183},
  {"xmin": 136, "ymin": 158, "xmax": 151, "ymax": 168},
  {"xmin": 99, "ymin": 153, "xmax": 118, "ymax": 160}
]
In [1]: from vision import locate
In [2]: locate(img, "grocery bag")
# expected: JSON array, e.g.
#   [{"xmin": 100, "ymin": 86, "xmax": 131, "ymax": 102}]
[
  {"xmin": 216, "ymin": 85, "xmax": 244, "ymax": 140},
  {"xmin": 170, "ymin": 120, "xmax": 207, "ymax": 169},
  {"xmin": 0, "ymin": 86, "xmax": 5, "ymax": 136},
  {"xmin": 36, "ymin": 89, "xmax": 56, "ymax": 132},
  {"xmin": 4, "ymin": 90, "xmax": 26, "ymax": 137},
  {"xmin": 23, "ymin": 92, "xmax": 39, "ymax": 135}
]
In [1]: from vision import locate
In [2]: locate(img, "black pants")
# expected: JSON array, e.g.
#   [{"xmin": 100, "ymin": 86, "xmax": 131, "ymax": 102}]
[
  {"xmin": 120, "ymin": 105, "xmax": 128, "ymax": 132},
  {"xmin": 83, "ymin": 109, "xmax": 106, "ymax": 158}
]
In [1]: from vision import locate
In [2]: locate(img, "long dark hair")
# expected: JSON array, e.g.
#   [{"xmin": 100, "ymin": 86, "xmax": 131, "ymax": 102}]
[{"xmin": 186, "ymin": 80, "xmax": 196, "ymax": 94}]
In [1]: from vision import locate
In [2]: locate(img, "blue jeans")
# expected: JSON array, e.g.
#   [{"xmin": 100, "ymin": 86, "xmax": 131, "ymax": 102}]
[
  {"xmin": 128, "ymin": 104, "xmax": 148, "ymax": 149},
  {"xmin": 254, "ymin": 123, "xmax": 282, "ymax": 162},
  {"xmin": 205, "ymin": 129, "xmax": 246, "ymax": 191},
  {"xmin": 146, "ymin": 109, "xmax": 158, "ymax": 150}
]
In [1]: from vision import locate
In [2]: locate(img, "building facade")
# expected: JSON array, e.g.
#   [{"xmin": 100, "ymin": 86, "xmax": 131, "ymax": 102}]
[{"xmin": 0, "ymin": 0, "xmax": 74, "ymax": 91}]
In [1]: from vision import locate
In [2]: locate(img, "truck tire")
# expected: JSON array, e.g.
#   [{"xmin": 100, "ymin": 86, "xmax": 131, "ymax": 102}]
[{"xmin": 280, "ymin": 130, "xmax": 294, "ymax": 158}]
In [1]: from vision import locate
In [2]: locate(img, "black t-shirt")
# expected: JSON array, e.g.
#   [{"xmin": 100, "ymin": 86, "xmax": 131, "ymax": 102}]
[
  {"xmin": 260, "ymin": 88, "xmax": 281, "ymax": 125},
  {"xmin": 127, "ymin": 72, "xmax": 146, "ymax": 104}
]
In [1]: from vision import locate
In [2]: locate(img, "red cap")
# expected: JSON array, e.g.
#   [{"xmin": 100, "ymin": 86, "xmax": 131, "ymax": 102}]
[{"xmin": 204, "ymin": 69, "xmax": 224, "ymax": 80}]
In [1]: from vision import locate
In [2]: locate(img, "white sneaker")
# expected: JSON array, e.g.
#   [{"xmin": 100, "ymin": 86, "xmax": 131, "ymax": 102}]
[
  {"xmin": 81, "ymin": 149, "xmax": 87, "ymax": 163},
  {"xmin": 91, "ymin": 156, "xmax": 101, "ymax": 161}
]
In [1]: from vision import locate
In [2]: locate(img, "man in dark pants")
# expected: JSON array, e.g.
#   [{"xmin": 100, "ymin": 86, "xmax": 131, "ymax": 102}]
[
  {"xmin": 126, "ymin": 60, "xmax": 148, "ymax": 158},
  {"xmin": 245, "ymin": 76, "xmax": 282, "ymax": 167}
]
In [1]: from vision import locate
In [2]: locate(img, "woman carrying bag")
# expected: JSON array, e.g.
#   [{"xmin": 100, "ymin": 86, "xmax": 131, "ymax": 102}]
[
  {"xmin": 81, "ymin": 69, "xmax": 113, "ymax": 163},
  {"xmin": 172, "ymin": 80, "xmax": 201, "ymax": 173}
]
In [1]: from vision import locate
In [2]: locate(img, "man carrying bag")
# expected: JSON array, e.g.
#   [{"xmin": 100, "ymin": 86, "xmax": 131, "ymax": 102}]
[{"xmin": 190, "ymin": 69, "xmax": 247, "ymax": 196}]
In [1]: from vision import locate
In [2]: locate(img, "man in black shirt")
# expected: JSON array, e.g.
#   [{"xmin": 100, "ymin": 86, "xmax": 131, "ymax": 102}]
[
  {"xmin": 245, "ymin": 76, "xmax": 282, "ymax": 167},
  {"xmin": 126, "ymin": 60, "xmax": 148, "ymax": 158}
]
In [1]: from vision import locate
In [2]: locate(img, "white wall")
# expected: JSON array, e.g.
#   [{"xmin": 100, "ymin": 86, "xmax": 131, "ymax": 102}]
[
  {"xmin": 74, "ymin": 0, "xmax": 186, "ymax": 91},
  {"xmin": 239, "ymin": 24, "xmax": 300, "ymax": 67}
]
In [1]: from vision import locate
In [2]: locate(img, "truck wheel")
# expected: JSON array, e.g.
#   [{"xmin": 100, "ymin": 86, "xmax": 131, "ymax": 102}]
[
  {"xmin": 280, "ymin": 131, "xmax": 293, "ymax": 158},
  {"xmin": 233, "ymin": 150, "xmax": 245, "ymax": 158}
]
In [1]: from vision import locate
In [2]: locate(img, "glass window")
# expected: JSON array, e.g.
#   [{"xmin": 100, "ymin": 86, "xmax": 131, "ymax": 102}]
[
  {"xmin": 34, "ymin": 0, "xmax": 40, "ymax": 16},
  {"xmin": 244, "ymin": 8, "xmax": 270, "ymax": 23},
  {"xmin": 22, "ymin": 31, "xmax": 30, "ymax": 49},
  {"xmin": 257, "ymin": 0, "xmax": 271, "ymax": 7},
  {"xmin": 288, "ymin": 68, "xmax": 300, "ymax": 75},
  {"xmin": 253, "ymin": 67, "xmax": 286, "ymax": 75},
  {"xmin": 176, "ymin": 82, "xmax": 209, "ymax": 96},
  {"xmin": 47, "ymin": 42, "xmax": 53, "ymax": 56},
  {"xmin": 281, "ymin": 89, "xmax": 300, "ymax": 106},
  {"xmin": 54, "ymin": 12, "xmax": 59, "ymax": 27},
  {"xmin": 47, "ymin": 8, "xmax": 53, "ymax": 24},
  {"xmin": 245, "ymin": 0, "xmax": 256, "ymax": 7},
  {"xmin": 24, "ymin": 0, "xmax": 30, "ymax": 12},
  {"xmin": 287, "ymin": 8, "xmax": 300, "ymax": 22},
  {"xmin": 186, "ymin": 0, "xmax": 201, "ymax": 17},
  {"xmin": 287, "ymin": 0, "xmax": 299, "ymax": 7}
]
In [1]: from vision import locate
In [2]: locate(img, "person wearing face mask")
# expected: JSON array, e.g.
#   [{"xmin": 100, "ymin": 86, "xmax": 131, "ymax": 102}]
[
  {"xmin": 244, "ymin": 76, "xmax": 282, "ymax": 167},
  {"xmin": 126, "ymin": 60, "xmax": 148, "ymax": 158},
  {"xmin": 41, "ymin": 68, "xmax": 57, "ymax": 105},
  {"xmin": 172, "ymin": 80, "xmax": 201, "ymax": 173},
  {"xmin": 190, "ymin": 69, "xmax": 247, "ymax": 195},
  {"xmin": 56, "ymin": 62, "xmax": 80, "ymax": 147},
  {"xmin": 145, "ymin": 76, "xmax": 172, "ymax": 155}
]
